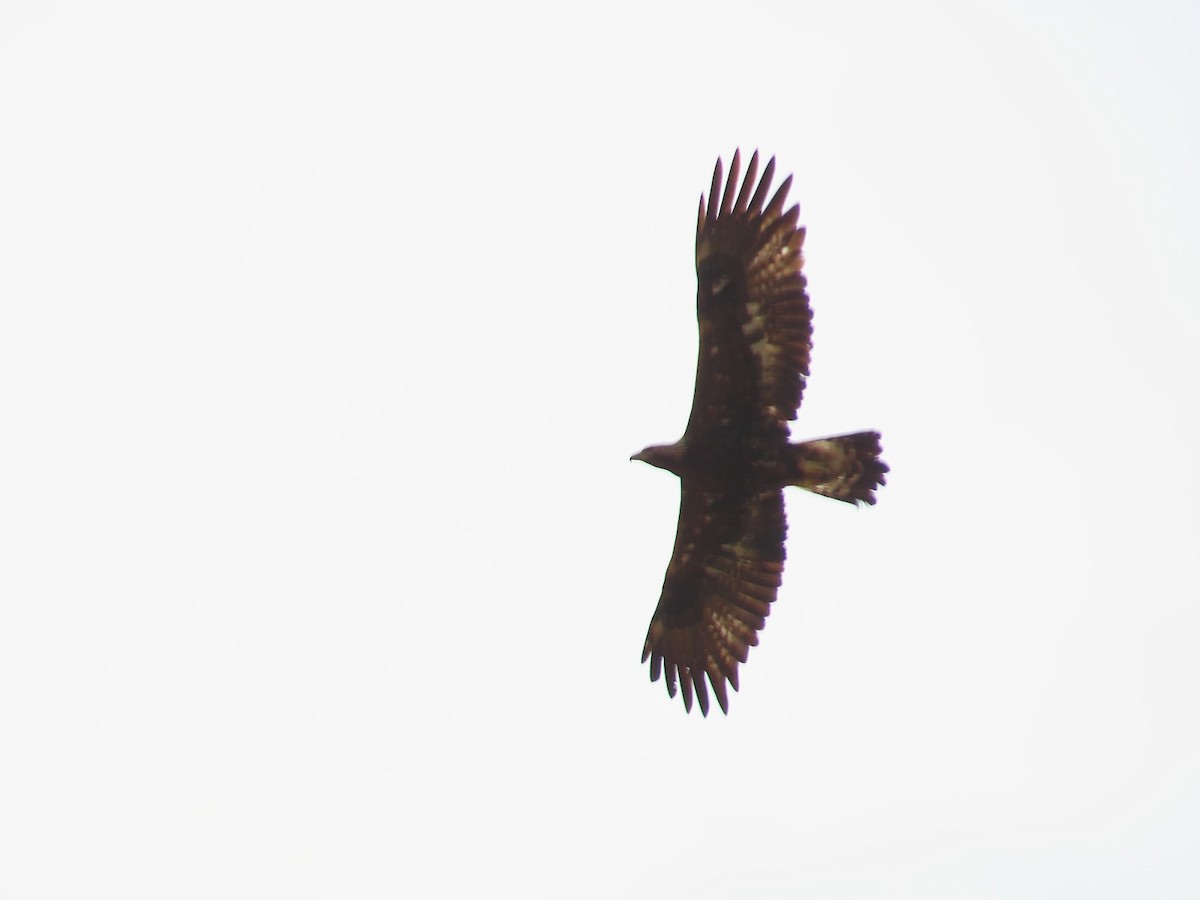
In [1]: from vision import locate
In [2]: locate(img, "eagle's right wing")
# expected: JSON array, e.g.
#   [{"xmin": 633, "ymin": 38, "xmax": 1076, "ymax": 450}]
[{"xmin": 642, "ymin": 485, "xmax": 786, "ymax": 716}]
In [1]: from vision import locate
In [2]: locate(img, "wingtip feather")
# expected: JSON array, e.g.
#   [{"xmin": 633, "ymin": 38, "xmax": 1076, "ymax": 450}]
[
  {"xmin": 748, "ymin": 156, "xmax": 776, "ymax": 214},
  {"xmin": 693, "ymin": 670, "xmax": 711, "ymax": 717},
  {"xmin": 706, "ymin": 157, "xmax": 723, "ymax": 225},
  {"xmin": 733, "ymin": 149, "xmax": 760, "ymax": 213},
  {"xmin": 764, "ymin": 173, "xmax": 794, "ymax": 221},
  {"xmin": 712, "ymin": 675, "xmax": 730, "ymax": 715},
  {"xmin": 719, "ymin": 148, "xmax": 741, "ymax": 217}
]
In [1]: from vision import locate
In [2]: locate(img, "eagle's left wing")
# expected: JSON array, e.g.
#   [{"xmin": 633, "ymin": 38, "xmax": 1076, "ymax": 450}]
[
  {"xmin": 687, "ymin": 150, "xmax": 813, "ymax": 437},
  {"xmin": 642, "ymin": 485, "xmax": 787, "ymax": 716}
]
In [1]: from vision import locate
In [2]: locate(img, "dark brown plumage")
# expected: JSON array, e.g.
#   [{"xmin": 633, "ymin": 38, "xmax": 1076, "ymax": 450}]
[{"xmin": 632, "ymin": 150, "xmax": 888, "ymax": 716}]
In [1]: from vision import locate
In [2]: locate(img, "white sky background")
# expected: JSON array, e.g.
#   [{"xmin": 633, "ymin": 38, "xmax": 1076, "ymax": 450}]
[{"xmin": 2, "ymin": 1, "xmax": 1198, "ymax": 897}]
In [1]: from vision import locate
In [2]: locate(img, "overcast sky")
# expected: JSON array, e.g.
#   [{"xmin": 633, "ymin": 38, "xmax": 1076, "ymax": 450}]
[{"xmin": 3, "ymin": 1, "xmax": 1199, "ymax": 897}]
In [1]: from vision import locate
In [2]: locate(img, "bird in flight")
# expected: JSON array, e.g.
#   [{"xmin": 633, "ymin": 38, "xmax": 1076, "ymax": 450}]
[{"xmin": 632, "ymin": 150, "xmax": 888, "ymax": 716}]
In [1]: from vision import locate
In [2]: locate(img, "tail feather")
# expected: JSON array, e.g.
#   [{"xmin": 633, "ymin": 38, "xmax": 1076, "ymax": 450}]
[{"xmin": 790, "ymin": 431, "xmax": 888, "ymax": 505}]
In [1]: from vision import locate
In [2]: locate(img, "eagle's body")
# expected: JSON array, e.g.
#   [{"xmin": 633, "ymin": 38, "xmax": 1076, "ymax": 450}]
[{"xmin": 632, "ymin": 151, "xmax": 887, "ymax": 716}]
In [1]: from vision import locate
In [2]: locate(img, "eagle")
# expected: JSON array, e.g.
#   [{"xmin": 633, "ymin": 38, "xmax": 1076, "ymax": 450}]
[{"xmin": 632, "ymin": 150, "xmax": 888, "ymax": 716}]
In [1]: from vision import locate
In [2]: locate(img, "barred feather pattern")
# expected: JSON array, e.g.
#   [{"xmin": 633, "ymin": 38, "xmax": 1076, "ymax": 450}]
[
  {"xmin": 642, "ymin": 488, "xmax": 786, "ymax": 716},
  {"xmin": 791, "ymin": 431, "xmax": 889, "ymax": 505},
  {"xmin": 694, "ymin": 149, "xmax": 813, "ymax": 427}
]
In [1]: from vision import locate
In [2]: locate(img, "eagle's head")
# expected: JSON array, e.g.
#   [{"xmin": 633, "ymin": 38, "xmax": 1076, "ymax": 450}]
[{"xmin": 630, "ymin": 442, "xmax": 686, "ymax": 476}]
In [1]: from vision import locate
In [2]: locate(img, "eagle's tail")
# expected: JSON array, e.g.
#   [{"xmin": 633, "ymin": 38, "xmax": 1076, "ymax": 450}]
[{"xmin": 789, "ymin": 431, "xmax": 888, "ymax": 505}]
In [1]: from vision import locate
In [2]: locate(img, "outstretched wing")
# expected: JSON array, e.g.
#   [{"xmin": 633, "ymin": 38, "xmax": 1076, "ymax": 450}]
[
  {"xmin": 642, "ymin": 486, "xmax": 786, "ymax": 716},
  {"xmin": 687, "ymin": 150, "xmax": 813, "ymax": 434}
]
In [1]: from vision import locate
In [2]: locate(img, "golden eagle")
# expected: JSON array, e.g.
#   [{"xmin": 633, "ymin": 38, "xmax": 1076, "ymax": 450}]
[{"xmin": 632, "ymin": 150, "xmax": 888, "ymax": 716}]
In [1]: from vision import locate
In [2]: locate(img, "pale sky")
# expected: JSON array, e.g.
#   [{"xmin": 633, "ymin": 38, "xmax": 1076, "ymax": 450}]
[{"xmin": 3, "ymin": 2, "xmax": 1199, "ymax": 897}]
